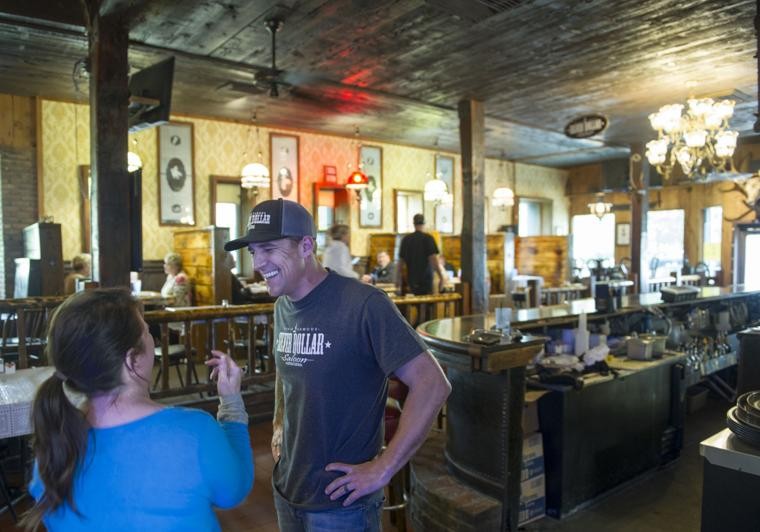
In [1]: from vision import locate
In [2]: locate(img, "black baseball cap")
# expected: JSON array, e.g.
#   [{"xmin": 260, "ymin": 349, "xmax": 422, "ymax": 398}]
[{"xmin": 224, "ymin": 199, "xmax": 316, "ymax": 251}]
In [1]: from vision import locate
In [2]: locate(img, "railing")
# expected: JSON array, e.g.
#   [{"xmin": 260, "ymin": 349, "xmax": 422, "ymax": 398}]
[{"xmin": 1, "ymin": 291, "xmax": 463, "ymax": 399}]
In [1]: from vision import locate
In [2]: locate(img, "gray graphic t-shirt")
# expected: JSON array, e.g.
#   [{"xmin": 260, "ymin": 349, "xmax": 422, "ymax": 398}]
[{"xmin": 272, "ymin": 271, "xmax": 426, "ymax": 509}]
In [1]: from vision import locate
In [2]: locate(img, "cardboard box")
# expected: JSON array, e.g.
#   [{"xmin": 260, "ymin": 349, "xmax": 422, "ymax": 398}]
[
  {"xmin": 519, "ymin": 473, "xmax": 546, "ymax": 525},
  {"xmin": 523, "ymin": 390, "xmax": 546, "ymax": 433},
  {"xmin": 522, "ymin": 432, "xmax": 545, "ymax": 481}
]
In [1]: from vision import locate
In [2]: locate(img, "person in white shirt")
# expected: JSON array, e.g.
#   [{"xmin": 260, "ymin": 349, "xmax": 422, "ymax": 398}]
[{"xmin": 322, "ymin": 224, "xmax": 358, "ymax": 279}]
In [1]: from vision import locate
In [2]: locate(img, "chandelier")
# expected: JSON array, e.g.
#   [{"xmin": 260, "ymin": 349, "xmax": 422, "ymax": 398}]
[
  {"xmin": 645, "ymin": 98, "xmax": 738, "ymax": 180},
  {"xmin": 588, "ymin": 193, "xmax": 612, "ymax": 220}
]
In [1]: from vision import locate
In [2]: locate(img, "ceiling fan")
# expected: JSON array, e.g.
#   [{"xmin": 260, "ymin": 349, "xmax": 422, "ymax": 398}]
[{"xmin": 222, "ymin": 18, "xmax": 298, "ymax": 98}]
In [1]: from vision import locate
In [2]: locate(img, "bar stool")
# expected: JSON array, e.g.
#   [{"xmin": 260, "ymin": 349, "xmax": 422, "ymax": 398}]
[{"xmin": 152, "ymin": 344, "xmax": 199, "ymax": 390}]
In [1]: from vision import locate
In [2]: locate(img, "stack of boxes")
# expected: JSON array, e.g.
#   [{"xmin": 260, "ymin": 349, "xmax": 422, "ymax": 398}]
[{"xmin": 520, "ymin": 390, "xmax": 546, "ymax": 525}]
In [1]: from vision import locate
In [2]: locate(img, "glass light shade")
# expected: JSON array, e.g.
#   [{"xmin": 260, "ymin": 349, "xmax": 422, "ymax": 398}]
[
  {"xmin": 127, "ymin": 151, "xmax": 143, "ymax": 172},
  {"xmin": 240, "ymin": 162, "xmax": 270, "ymax": 189},
  {"xmin": 587, "ymin": 195, "xmax": 612, "ymax": 220},
  {"xmin": 492, "ymin": 187, "xmax": 515, "ymax": 207},
  {"xmin": 441, "ymin": 193, "xmax": 454, "ymax": 206},
  {"xmin": 684, "ymin": 129, "xmax": 707, "ymax": 148},
  {"xmin": 646, "ymin": 139, "xmax": 668, "ymax": 165},
  {"xmin": 676, "ymin": 146, "xmax": 694, "ymax": 173},
  {"xmin": 714, "ymin": 99, "xmax": 736, "ymax": 121},
  {"xmin": 658, "ymin": 104, "xmax": 684, "ymax": 133},
  {"xmin": 345, "ymin": 170, "xmax": 369, "ymax": 190},
  {"xmin": 715, "ymin": 130, "xmax": 739, "ymax": 157},
  {"xmin": 424, "ymin": 178, "xmax": 449, "ymax": 202},
  {"xmin": 687, "ymin": 98, "xmax": 714, "ymax": 118}
]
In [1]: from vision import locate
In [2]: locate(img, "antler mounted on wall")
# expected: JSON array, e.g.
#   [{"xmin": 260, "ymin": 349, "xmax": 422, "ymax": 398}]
[{"xmin": 721, "ymin": 173, "xmax": 760, "ymax": 221}]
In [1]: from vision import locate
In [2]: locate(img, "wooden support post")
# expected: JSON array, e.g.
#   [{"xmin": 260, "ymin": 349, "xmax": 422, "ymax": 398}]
[
  {"xmin": 458, "ymin": 100, "xmax": 488, "ymax": 314},
  {"xmin": 630, "ymin": 144, "xmax": 650, "ymax": 293},
  {"xmin": 86, "ymin": 9, "xmax": 131, "ymax": 287}
]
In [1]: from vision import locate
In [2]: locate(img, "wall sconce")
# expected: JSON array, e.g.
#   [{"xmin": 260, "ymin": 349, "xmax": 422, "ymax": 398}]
[{"xmin": 588, "ymin": 192, "xmax": 612, "ymax": 219}]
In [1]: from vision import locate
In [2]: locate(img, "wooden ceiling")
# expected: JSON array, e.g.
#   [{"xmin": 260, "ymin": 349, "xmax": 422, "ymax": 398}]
[{"xmin": 0, "ymin": 0, "xmax": 757, "ymax": 166}]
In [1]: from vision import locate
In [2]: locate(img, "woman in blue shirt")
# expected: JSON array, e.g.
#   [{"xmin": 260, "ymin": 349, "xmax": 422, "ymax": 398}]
[{"xmin": 22, "ymin": 288, "xmax": 253, "ymax": 531}]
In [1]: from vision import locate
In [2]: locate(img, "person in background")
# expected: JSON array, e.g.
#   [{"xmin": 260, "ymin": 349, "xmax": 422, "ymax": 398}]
[
  {"xmin": 322, "ymin": 224, "xmax": 359, "ymax": 279},
  {"xmin": 22, "ymin": 288, "xmax": 253, "ymax": 531},
  {"xmin": 398, "ymin": 214, "xmax": 449, "ymax": 295},
  {"xmin": 362, "ymin": 250, "xmax": 397, "ymax": 285},
  {"xmin": 223, "ymin": 199, "xmax": 451, "ymax": 531},
  {"xmin": 64, "ymin": 253, "xmax": 91, "ymax": 295},
  {"xmin": 438, "ymin": 255, "xmax": 457, "ymax": 279},
  {"xmin": 161, "ymin": 252, "xmax": 192, "ymax": 306}
]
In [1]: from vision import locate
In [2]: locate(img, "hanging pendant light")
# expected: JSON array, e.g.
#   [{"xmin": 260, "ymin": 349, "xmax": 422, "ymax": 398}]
[
  {"xmin": 492, "ymin": 187, "xmax": 514, "ymax": 208},
  {"xmin": 345, "ymin": 126, "xmax": 369, "ymax": 199},
  {"xmin": 240, "ymin": 112, "xmax": 270, "ymax": 191},
  {"xmin": 588, "ymin": 193, "xmax": 612, "ymax": 219},
  {"xmin": 424, "ymin": 177, "xmax": 448, "ymax": 203}
]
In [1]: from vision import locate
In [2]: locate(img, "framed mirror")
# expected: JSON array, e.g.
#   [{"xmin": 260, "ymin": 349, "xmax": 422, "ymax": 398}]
[{"xmin": 394, "ymin": 189, "xmax": 423, "ymax": 233}]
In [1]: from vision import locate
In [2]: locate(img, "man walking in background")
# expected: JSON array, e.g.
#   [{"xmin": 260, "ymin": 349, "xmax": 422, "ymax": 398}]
[{"xmin": 399, "ymin": 213, "xmax": 449, "ymax": 295}]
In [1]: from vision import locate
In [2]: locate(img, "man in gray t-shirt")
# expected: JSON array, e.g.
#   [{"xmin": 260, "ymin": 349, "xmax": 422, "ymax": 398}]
[{"xmin": 225, "ymin": 199, "xmax": 451, "ymax": 531}]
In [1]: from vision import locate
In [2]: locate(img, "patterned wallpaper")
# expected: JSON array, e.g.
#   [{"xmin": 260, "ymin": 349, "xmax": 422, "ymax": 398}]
[{"xmin": 40, "ymin": 100, "xmax": 567, "ymax": 260}]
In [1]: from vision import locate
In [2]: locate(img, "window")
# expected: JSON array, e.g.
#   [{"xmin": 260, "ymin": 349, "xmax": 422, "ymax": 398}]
[
  {"xmin": 646, "ymin": 209, "xmax": 685, "ymax": 277},
  {"xmin": 571, "ymin": 213, "xmax": 615, "ymax": 276},
  {"xmin": 518, "ymin": 198, "xmax": 552, "ymax": 236},
  {"xmin": 702, "ymin": 206, "xmax": 722, "ymax": 274}
]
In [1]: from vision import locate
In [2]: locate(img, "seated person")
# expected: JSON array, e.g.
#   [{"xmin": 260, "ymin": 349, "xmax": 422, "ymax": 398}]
[
  {"xmin": 161, "ymin": 252, "xmax": 192, "ymax": 306},
  {"xmin": 64, "ymin": 253, "xmax": 91, "ymax": 295},
  {"xmin": 362, "ymin": 250, "xmax": 397, "ymax": 284},
  {"xmin": 24, "ymin": 288, "xmax": 253, "ymax": 530},
  {"xmin": 438, "ymin": 255, "xmax": 457, "ymax": 279}
]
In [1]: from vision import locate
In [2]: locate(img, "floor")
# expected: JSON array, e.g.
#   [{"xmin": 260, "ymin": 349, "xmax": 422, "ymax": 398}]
[{"xmin": 0, "ymin": 393, "xmax": 730, "ymax": 531}]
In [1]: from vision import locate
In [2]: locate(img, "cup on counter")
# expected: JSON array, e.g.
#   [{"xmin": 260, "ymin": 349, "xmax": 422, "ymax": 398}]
[
  {"xmin": 130, "ymin": 280, "xmax": 142, "ymax": 294},
  {"xmin": 495, "ymin": 306, "xmax": 512, "ymax": 336}
]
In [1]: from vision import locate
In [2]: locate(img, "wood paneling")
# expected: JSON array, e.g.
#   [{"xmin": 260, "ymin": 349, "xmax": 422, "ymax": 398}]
[
  {"xmin": 0, "ymin": 94, "xmax": 35, "ymax": 149},
  {"xmin": 442, "ymin": 234, "xmax": 506, "ymax": 294},
  {"xmin": 173, "ymin": 226, "xmax": 230, "ymax": 306},
  {"xmin": 515, "ymin": 236, "xmax": 569, "ymax": 288}
]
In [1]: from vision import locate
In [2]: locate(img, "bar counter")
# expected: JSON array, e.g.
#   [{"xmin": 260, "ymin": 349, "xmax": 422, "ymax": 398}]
[{"xmin": 414, "ymin": 284, "xmax": 760, "ymax": 525}]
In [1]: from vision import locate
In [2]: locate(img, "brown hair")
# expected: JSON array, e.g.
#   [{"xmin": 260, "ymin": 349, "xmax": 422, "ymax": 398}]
[
  {"xmin": 328, "ymin": 224, "xmax": 350, "ymax": 241},
  {"xmin": 21, "ymin": 288, "xmax": 145, "ymax": 530}
]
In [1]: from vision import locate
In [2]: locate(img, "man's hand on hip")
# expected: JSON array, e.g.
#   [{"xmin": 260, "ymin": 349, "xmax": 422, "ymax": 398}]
[{"xmin": 324, "ymin": 459, "xmax": 391, "ymax": 506}]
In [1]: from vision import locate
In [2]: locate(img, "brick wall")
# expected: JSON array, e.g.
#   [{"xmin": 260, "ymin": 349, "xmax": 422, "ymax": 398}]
[
  {"xmin": 0, "ymin": 94, "xmax": 38, "ymax": 299},
  {"xmin": 0, "ymin": 147, "xmax": 38, "ymax": 297}
]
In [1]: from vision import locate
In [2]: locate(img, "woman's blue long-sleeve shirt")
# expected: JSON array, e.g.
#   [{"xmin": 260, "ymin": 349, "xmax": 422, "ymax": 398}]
[{"xmin": 29, "ymin": 407, "xmax": 253, "ymax": 531}]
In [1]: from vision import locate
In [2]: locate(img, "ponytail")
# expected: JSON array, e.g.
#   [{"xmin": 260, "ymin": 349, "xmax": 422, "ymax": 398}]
[{"xmin": 21, "ymin": 375, "xmax": 88, "ymax": 530}]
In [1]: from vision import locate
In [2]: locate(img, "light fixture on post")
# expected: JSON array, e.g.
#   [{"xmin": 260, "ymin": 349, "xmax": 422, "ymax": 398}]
[
  {"xmin": 645, "ymin": 98, "xmax": 738, "ymax": 180},
  {"xmin": 240, "ymin": 112, "xmax": 270, "ymax": 193},
  {"xmin": 588, "ymin": 193, "xmax": 612, "ymax": 220},
  {"xmin": 127, "ymin": 151, "xmax": 142, "ymax": 172}
]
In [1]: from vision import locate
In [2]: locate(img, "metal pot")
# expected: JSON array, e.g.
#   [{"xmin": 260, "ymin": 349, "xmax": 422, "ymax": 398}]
[{"xmin": 667, "ymin": 320, "xmax": 688, "ymax": 349}]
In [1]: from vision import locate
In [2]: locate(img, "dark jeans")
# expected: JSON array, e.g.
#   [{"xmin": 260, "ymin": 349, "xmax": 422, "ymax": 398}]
[{"xmin": 273, "ymin": 488, "xmax": 383, "ymax": 532}]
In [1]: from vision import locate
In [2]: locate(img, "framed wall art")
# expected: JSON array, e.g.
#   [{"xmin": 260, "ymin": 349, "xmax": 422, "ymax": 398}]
[
  {"xmin": 616, "ymin": 222, "xmax": 631, "ymax": 246},
  {"xmin": 435, "ymin": 154, "xmax": 455, "ymax": 233},
  {"xmin": 270, "ymin": 133, "xmax": 299, "ymax": 201},
  {"xmin": 158, "ymin": 122, "xmax": 195, "ymax": 226},
  {"xmin": 359, "ymin": 145, "xmax": 382, "ymax": 227}
]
